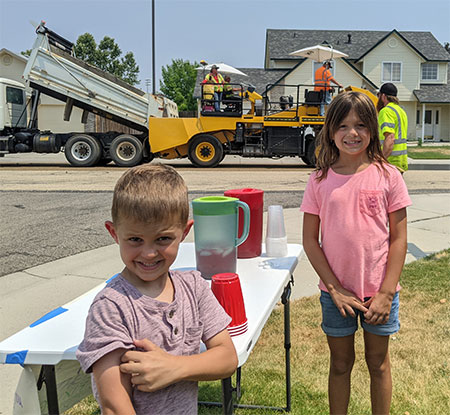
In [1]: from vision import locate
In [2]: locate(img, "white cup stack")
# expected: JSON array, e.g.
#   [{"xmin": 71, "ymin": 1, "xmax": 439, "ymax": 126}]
[{"xmin": 265, "ymin": 205, "xmax": 288, "ymax": 257}]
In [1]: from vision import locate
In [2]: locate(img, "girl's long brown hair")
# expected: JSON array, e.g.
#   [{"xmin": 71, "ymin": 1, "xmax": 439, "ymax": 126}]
[{"xmin": 315, "ymin": 91, "xmax": 387, "ymax": 180}]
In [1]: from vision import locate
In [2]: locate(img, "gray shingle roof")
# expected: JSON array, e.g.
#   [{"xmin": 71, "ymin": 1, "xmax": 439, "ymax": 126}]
[
  {"xmin": 194, "ymin": 68, "xmax": 289, "ymax": 98},
  {"xmin": 413, "ymin": 64, "xmax": 450, "ymax": 103},
  {"xmin": 266, "ymin": 29, "xmax": 450, "ymax": 64}
]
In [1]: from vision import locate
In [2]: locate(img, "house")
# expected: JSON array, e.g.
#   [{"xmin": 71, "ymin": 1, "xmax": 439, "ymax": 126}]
[
  {"xmin": 195, "ymin": 29, "xmax": 450, "ymax": 141},
  {"xmin": 0, "ymin": 48, "xmax": 85, "ymax": 133}
]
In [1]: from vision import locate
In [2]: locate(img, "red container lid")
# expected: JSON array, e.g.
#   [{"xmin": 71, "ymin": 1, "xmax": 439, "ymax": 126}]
[{"xmin": 224, "ymin": 188, "xmax": 263, "ymax": 204}]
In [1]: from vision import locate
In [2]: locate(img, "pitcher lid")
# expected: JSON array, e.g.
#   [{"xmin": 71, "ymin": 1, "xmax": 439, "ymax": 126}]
[{"xmin": 192, "ymin": 196, "xmax": 238, "ymax": 215}]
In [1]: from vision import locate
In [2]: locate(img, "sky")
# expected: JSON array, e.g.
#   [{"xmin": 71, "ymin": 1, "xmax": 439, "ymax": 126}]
[{"xmin": 1, "ymin": 0, "xmax": 449, "ymax": 91}]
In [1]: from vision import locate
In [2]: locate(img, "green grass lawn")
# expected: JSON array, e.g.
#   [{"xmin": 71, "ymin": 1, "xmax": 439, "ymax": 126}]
[
  {"xmin": 407, "ymin": 145, "xmax": 450, "ymax": 159},
  {"xmin": 66, "ymin": 250, "xmax": 450, "ymax": 415}
]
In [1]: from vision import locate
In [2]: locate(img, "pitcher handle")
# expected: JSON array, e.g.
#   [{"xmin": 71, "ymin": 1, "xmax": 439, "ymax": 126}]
[{"xmin": 236, "ymin": 201, "xmax": 250, "ymax": 247}]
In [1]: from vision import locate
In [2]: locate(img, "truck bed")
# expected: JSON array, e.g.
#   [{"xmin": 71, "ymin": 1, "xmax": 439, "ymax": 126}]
[{"xmin": 23, "ymin": 28, "xmax": 176, "ymax": 132}]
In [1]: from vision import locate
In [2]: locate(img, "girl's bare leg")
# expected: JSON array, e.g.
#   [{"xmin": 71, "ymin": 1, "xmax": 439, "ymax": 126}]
[
  {"xmin": 327, "ymin": 334, "xmax": 355, "ymax": 415},
  {"xmin": 364, "ymin": 330, "xmax": 392, "ymax": 415}
]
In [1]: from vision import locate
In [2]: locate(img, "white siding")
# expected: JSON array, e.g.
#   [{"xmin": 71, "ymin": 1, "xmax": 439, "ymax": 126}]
[
  {"xmin": 440, "ymin": 106, "xmax": 450, "ymax": 141},
  {"xmin": 38, "ymin": 105, "xmax": 85, "ymax": 133},
  {"xmin": 399, "ymin": 101, "xmax": 417, "ymax": 140},
  {"xmin": 362, "ymin": 33, "xmax": 420, "ymax": 101}
]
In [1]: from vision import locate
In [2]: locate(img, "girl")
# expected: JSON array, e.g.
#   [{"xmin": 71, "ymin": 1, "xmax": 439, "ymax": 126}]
[{"xmin": 300, "ymin": 92, "xmax": 411, "ymax": 414}]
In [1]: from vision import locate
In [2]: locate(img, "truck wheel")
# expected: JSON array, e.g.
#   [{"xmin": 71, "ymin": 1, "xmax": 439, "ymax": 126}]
[
  {"xmin": 188, "ymin": 135, "xmax": 224, "ymax": 168},
  {"xmin": 301, "ymin": 140, "xmax": 317, "ymax": 167},
  {"xmin": 64, "ymin": 134, "xmax": 102, "ymax": 167},
  {"xmin": 110, "ymin": 135, "xmax": 143, "ymax": 167}
]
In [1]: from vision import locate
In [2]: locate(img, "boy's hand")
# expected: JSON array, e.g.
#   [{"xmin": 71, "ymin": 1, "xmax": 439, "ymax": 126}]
[
  {"xmin": 363, "ymin": 292, "xmax": 393, "ymax": 325},
  {"xmin": 329, "ymin": 286, "xmax": 368, "ymax": 317},
  {"xmin": 120, "ymin": 339, "xmax": 180, "ymax": 392}
]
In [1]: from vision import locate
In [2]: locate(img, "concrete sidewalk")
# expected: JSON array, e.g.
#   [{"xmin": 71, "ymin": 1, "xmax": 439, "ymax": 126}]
[{"xmin": 0, "ymin": 192, "xmax": 449, "ymax": 413}]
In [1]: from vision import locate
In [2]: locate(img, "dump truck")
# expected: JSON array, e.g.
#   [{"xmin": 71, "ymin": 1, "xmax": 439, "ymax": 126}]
[{"xmin": 0, "ymin": 21, "xmax": 178, "ymax": 167}]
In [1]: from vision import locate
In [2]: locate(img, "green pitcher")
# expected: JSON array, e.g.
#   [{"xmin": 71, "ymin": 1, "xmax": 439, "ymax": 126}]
[{"xmin": 192, "ymin": 196, "xmax": 250, "ymax": 279}]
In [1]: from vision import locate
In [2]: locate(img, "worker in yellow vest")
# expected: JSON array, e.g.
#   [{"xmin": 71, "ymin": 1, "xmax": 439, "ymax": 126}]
[
  {"xmin": 314, "ymin": 61, "xmax": 343, "ymax": 116},
  {"xmin": 377, "ymin": 83, "xmax": 408, "ymax": 172},
  {"xmin": 202, "ymin": 65, "xmax": 224, "ymax": 111}
]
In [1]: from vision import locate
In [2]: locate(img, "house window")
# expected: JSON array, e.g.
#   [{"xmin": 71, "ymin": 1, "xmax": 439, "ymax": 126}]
[
  {"xmin": 424, "ymin": 110, "xmax": 432, "ymax": 124},
  {"xmin": 416, "ymin": 110, "xmax": 420, "ymax": 124},
  {"xmin": 421, "ymin": 63, "xmax": 438, "ymax": 81},
  {"xmin": 382, "ymin": 62, "xmax": 401, "ymax": 82}
]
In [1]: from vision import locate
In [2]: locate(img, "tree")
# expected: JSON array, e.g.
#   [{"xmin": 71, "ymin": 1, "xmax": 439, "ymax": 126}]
[
  {"xmin": 160, "ymin": 59, "xmax": 198, "ymax": 111},
  {"xmin": 73, "ymin": 33, "xmax": 139, "ymax": 85},
  {"xmin": 21, "ymin": 49, "xmax": 32, "ymax": 58}
]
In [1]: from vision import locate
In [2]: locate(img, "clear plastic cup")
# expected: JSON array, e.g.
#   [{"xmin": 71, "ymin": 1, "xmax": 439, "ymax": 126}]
[{"xmin": 266, "ymin": 205, "xmax": 288, "ymax": 257}]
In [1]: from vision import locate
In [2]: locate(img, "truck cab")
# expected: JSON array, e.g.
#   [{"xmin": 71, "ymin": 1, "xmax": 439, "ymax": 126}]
[{"xmin": 0, "ymin": 78, "xmax": 27, "ymax": 131}]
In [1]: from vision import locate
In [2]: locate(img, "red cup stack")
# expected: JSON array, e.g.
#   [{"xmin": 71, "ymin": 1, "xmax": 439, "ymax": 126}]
[{"xmin": 211, "ymin": 273, "xmax": 247, "ymax": 336}]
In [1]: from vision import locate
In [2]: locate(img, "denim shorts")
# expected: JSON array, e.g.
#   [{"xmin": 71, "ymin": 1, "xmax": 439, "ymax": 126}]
[{"xmin": 320, "ymin": 291, "xmax": 400, "ymax": 337}]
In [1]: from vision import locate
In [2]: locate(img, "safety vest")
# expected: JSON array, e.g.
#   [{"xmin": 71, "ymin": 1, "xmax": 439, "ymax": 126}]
[
  {"xmin": 378, "ymin": 102, "xmax": 408, "ymax": 171},
  {"xmin": 314, "ymin": 66, "xmax": 333, "ymax": 92},
  {"xmin": 223, "ymin": 83, "xmax": 233, "ymax": 97},
  {"xmin": 203, "ymin": 83, "xmax": 214, "ymax": 100},
  {"xmin": 205, "ymin": 73, "xmax": 224, "ymax": 92}
]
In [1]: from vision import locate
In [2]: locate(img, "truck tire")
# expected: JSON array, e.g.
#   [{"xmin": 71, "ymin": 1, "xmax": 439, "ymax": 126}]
[
  {"xmin": 64, "ymin": 134, "xmax": 102, "ymax": 167},
  {"xmin": 110, "ymin": 135, "xmax": 143, "ymax": 167},
  {"xmin": 301, "ymin": 140, "xmax": 317, "ymax": 167},
  {"xmin": 188, "ymin": 135, "xmax": 224, "ymax": 168}
]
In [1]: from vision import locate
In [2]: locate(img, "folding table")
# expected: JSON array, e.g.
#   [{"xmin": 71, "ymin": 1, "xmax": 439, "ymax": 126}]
[{"xmin": 0, "ymin": 243, "xmax": 303, "ymax": 415}]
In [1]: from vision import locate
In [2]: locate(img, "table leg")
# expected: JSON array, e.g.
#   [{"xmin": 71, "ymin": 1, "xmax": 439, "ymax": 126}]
[
  {"xmin": 37, "ymin": 365, "xmax": 60, "ymax": 415},
  {"xmin": 221, "ymin": 376, "xmax": 234, "ymax": 415},
  {"xmin": 199, "ymin": 276, "xmax": 294, "ymax": 413},
  {"xmin": 281, "ymin": 275, "xmax": 294, "ymax": 412}
]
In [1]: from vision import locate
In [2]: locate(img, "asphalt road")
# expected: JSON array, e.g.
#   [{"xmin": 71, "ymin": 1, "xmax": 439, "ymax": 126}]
[{"xmin": 1, "ymin": 153, "xmax": 449, "ymax": 277}]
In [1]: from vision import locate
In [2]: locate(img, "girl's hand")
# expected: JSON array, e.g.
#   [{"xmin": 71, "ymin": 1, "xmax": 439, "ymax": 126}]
[
  {"xmin": 363, "ymin": 292, "xmax": 393, "ymax": 325},
  {"xmin": 330, "ymin": 286, "xmax": 368, "ymax": 317}
]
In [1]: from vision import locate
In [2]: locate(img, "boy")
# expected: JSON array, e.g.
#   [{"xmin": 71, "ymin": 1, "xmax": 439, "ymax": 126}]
[{"xmin": 76, "ymin": 164, "xmax": 237, "ymax": 415}]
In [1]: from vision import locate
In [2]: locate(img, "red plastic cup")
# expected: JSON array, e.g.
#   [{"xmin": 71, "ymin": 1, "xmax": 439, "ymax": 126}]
[{"xmin": 211, "ymin": 273, "xmax": 247, "ymax": 336}]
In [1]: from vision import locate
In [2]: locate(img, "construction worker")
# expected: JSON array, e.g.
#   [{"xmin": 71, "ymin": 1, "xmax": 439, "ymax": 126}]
[
  {"xmin": 223, "ymin": 75, "xmax": 233, "ymax": 100},
  {"xmin": 314, "ymin": 61, "xmax": 343, "ymax": 116},
  {"xmin": 377, "ymin": 83, "xmax": 408, "ymax": 172},
  {"xmin": 202, "ymin": 65, "xmax": 224, "ymax": 112}
]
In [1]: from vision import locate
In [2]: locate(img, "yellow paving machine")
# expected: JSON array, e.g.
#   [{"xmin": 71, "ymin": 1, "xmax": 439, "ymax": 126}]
[{"xmin": 148, "ymin": 83, "xmax": 377, "ymax": 167}]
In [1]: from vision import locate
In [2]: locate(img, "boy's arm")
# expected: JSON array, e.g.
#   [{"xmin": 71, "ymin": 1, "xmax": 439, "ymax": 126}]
[
  {"xmin": 92, "ymin": 348, "xmax": 135, "ymax": 415},
  {"xmin": 364, "ymin": 208, "xmax": 407, "ymax": 324},
  {"xmin": 119, "ymin": 330, "xmax": 237, "ymax": 393},
  {"xmin": 302, "ymin": 213, "xmax": 368, "ymax": 316}
]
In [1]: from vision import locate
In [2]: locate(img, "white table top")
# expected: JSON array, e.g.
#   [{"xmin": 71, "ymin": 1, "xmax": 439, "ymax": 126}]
[{"xmin": 0, "ymin": 243, "xmax": 303, "ymax": 368}]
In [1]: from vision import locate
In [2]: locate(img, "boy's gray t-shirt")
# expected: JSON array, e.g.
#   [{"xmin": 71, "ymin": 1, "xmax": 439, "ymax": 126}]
[{"xmin": 76, "ymin": 270, "xmax": 231, "ymax": 415}]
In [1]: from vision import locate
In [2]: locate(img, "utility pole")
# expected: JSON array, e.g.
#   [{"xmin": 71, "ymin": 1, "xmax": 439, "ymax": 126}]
[{"xmin": 152, "ymin": 0, "xmax": 156, "ymax": 94}]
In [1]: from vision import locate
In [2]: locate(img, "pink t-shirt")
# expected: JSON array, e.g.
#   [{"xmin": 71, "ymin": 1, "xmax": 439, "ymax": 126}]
[
  {"xmin": 300, "ymin": 163, "xmax": 411, "ymax": 300},
  {"xmin": 76, "ymin": 270, "xmax": 231, "ymax": 415}
]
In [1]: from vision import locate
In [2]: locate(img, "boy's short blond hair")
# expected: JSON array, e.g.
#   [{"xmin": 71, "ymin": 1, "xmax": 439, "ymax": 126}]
[{"xmin": 111, "ymin": 163, "xmax": 189, "ymax": 227}]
